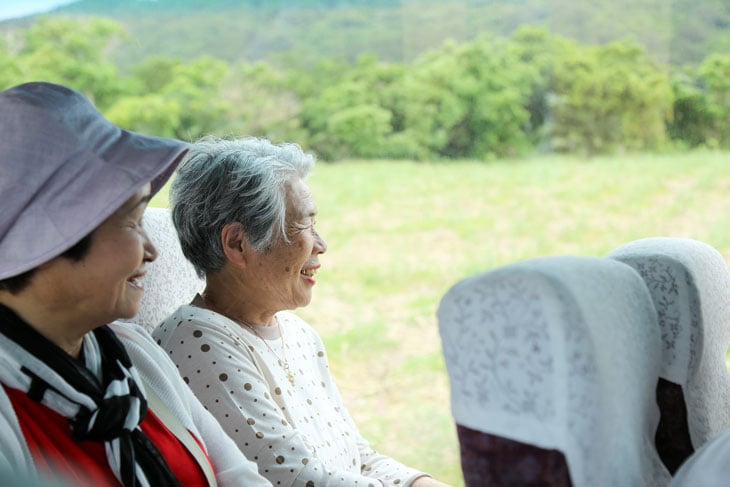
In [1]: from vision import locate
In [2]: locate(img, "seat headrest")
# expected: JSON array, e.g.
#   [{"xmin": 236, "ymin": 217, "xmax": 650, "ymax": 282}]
[
  {"xmin": 120, "ymin": 206, "xmax": 205, "ymax": 333},
  {"xmin": 608, "ymin": 237, "xmax": 730, "ymax": 447},
  {"xmin": 438, "ymin": 255, "xmax": 669, "ymax": 486}
]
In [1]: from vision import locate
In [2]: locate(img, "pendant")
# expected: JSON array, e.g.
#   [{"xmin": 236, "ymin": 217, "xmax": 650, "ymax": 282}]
[{"xmin": 282, "ymin": 362, "xmax": 295, "ymax": 386}]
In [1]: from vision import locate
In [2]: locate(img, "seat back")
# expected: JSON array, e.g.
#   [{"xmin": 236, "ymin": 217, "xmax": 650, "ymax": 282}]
[
  {"xmin": 607, "ymin": 237, "xmax": 730, "ymax": 471},
  {"xmin": 121, "ymin": 206, "xmax": 205, "ymax": 333},
  {"xmin": 438, "ymin": 256, "xmax": 670, "ymax": 486}
]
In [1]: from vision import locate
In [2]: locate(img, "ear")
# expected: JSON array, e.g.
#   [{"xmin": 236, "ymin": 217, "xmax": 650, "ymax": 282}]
[{"xmin": 220, "ymin": 222, "xmax": 249, "ymax": 268}]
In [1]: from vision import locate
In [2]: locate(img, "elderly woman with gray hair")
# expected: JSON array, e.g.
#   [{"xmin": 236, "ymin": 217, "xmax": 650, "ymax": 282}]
[{"xmin": 153, "ymin": 137, "xmax": 450, "ymax": 487}]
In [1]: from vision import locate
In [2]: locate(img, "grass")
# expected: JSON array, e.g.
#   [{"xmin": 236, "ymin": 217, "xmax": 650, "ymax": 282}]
[{"xmin": 152, "ymin": 150, "xmax": 730, "ymax": 486}]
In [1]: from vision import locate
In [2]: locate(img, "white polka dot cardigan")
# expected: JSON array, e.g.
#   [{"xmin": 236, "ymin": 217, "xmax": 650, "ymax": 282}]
[{"xmin": 153, "ymin": 300, "xmax": 427, "ymax": 487}]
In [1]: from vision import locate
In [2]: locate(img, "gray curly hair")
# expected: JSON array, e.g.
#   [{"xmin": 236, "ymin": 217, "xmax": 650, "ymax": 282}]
[{"xmin": 170, "ymin": 136, "xmax": 315, "ymax": 278}]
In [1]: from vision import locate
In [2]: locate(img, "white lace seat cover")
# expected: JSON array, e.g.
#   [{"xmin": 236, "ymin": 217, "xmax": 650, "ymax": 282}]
[
  {"xmin": 438, "ymin": 256, "xmax": 670, "ymax": 486},
  {"xmin": 671, "ymin": 427, "xmax": 730, "ymax": 486},
  {"xmin": 121, "ymin": 206, "xmax": 205, "ymax": 333},
  {"xmin": 607, "ymin": 238, "xmax": 730, "ymax": 448}
]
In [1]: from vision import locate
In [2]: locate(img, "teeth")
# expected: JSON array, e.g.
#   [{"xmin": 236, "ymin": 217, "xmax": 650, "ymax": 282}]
[{"xmin": 300, "ymin": 268, "xmax": 316, "ymax": 277}]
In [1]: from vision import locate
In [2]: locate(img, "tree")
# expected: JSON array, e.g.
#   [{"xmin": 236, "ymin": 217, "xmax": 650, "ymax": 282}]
[
  {"xmin": 508, "ymin": 26, "xmax": 560, "ymax": 151},
  {"xmin": 0, "ymin": 41, "xmax": 21, "ymax": 90},
  {"xmin": 699, "ymin": 53, "xmax": 730, "ymax": 147},
  {"xmin": 298, "ymin": 55, "xmax": 408, "ymax": 160},
  {"xmin": 397, "ymin": 36, "xmax": 533, "ymax": 159},
  {"xmin": 158, "ymin": 56, "xmax": 231, "ymax": 140},
  {"xmin": 13, "ymin": 17, "xmax": 127, "ymax": 109},
  {"xmin": 132, "ymin": 56, "xmax": 183, "ymax": 93},
  {"xmin": 668, "ymin": 67, "xmax": 714, "ymax": 148},
  {"xmin": 105, "ymin": 94, "xmax": 182, "ymax": 138},
  {"xmin": 120, "ymin": 55, "xmax": 230, "ymax": 140},
  {"xmin": 550, "ymin": 38, "xmax": 672, "ymax": 155},
  {"xmin": 301, "ymin": 78, "xmax": 384, "ymax": 160},
  {"xmin": 221, "ymin": 61, "xmax": 305, "ymax": 143}
]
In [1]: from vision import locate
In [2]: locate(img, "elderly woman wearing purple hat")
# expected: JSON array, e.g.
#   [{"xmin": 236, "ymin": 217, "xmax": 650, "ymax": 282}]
[{"xmin": 0, "ymin": 82, "xmax": 271, "ymax": 487}]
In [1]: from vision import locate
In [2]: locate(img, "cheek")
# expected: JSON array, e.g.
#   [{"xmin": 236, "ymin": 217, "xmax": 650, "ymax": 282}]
[
  {"xmin": 115, "ymin": 236, "xmax": 144, "ymax": 262},
  {"xmin": 98, "ymin": 235, "xmax": 144, "ymax": 276},
  {"xmin": 270, "ymin": 236, "xmax": 313, "ymax": 275},
  {"xmin": 285, "ymin": 244, "xmax": 310, "ymax": 274}
]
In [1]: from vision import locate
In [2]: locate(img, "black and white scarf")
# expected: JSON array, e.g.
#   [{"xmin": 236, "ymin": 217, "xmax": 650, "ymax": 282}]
[{"xmin": 0, "ymin": 304, "xmax": 179, "ymax": 487}]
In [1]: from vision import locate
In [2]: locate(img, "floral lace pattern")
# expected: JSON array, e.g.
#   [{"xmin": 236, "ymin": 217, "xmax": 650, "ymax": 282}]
[
  {"xmin": 438, "ymin": 256, "xmax": 670, "ymax": 486},
  {"xmin": 608, "ymin": 237, "xmax": 730, "ymax": 460},
  {"xmin": 120, "ymin": 207, "xmax": 205, "ymax": 332},
  {"xmin": 607, "ymin": 254, "xmax": 698, "ymax": 384}
]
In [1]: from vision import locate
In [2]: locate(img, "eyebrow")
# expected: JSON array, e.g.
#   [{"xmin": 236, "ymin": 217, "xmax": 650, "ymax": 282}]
[{"xmin": 135, "ymin": 194, "xmax": 153, "ymax": 208}]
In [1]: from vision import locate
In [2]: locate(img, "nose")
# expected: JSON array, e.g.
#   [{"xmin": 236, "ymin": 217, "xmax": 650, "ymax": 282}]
[
  {"xmin": 143, "ymin": 229, "xmax": 159, "ymax": 263},
  {"xmin": 313, "ymin": 229, "xmax": 327, "ymax": 254}
]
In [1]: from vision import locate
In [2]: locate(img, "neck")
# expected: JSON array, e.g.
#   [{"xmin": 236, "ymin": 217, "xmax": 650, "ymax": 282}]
[
  {"xmin": 202, "ymin": 273, "xmax": 276, "ymax": 327},
  {"xmin": 0, "ymin": 292, "xmax": 87, "ymax": 357}
]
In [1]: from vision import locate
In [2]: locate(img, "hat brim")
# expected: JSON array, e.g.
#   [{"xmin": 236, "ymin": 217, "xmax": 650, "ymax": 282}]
[
  {"xmin": 0, "ymin": 128, "xmax": 187, "ymax": 280},
  {"xmin": 0, "ymin": 82, "xmax": 189, "ymax": 280}
]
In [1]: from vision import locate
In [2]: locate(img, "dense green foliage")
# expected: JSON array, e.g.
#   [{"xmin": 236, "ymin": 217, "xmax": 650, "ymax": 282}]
[{"xmin": 0, "ymin": 13, "xmax": 727, "ymax": 160}]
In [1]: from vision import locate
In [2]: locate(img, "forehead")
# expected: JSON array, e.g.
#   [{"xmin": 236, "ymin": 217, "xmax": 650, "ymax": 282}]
[
  {"xmin": 285, "ymin": 178, "xmax": 316, "ymax": 216},
  {"xmin": 109, "ymin": 183, "xmax": 152, "ymax": 218},
  {"xmin": 93, "ymin": 184, "xmax": 151, "ymax": 234}
]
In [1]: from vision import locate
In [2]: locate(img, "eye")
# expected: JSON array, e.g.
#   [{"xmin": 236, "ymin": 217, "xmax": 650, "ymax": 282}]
[
  {"xmin": 130, "ymin": 207, "xmax": 147, "ymax": 228},
  {"xmin": 288, "ymin": 216, "xmax": 317, "ymax": 236}
]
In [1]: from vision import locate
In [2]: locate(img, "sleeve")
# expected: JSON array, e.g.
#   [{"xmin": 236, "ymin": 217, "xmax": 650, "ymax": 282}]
[
  {"xmin": 0, "ymin": 386, "xmax": 33, "ymax": 475},
  {"xmin": 163, "ymin": 319, "xmax": 387, "ymax": 487},
  {"xmin": 183, "ymin": 378, "xmax": 272, "ymax": 487},
  {"xmin": 315, "ymin": 333, "xmax": 428, "ymax": 487},
  {"xmin": 353, "ymin": 426, "xmax": 427, "ymax": 487}
]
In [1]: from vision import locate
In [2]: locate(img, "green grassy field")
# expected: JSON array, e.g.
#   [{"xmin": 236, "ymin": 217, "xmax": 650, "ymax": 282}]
[{"xmin": 152, "ymin": 150, "xmax": 730, "ymax": 486}]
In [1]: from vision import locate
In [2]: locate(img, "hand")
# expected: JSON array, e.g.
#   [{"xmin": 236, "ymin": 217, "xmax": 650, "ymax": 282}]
[{"xmin": 411, "ymin": 476, "xmax": 453, "ymax": 487}]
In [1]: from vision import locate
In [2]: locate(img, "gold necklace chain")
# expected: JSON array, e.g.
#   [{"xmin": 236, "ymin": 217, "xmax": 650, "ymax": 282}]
[
  {"xmin": 199, "ymin": 294, "xmax": 295, "ymax": 386},
  {"xmin": 240, "ymin": 318, "xmax": 295, "ymax": 386}
]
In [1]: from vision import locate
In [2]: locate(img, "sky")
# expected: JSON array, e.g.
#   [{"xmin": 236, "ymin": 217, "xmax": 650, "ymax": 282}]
[{"xmin": 0, "ymin": 0, "xmax": 76, "ymax": 21}]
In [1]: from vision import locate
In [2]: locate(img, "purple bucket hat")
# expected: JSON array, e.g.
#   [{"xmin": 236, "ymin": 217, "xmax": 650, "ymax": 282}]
[{"xmin": 0, "ymin": 82, "xmax": 189, "ymax": 280}]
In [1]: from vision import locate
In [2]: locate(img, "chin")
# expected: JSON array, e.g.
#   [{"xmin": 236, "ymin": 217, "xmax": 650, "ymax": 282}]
[
  {"xmin": 116, "ymin": 302, "xmax": 142, "ymax": 320},
  {"xmin": 296, "ymin": 296, "xmax": 313, "ymax": 308}
]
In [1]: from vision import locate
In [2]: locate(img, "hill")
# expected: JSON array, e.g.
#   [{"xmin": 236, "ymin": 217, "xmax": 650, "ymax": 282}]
[{"xmin": 1, "ymin": 0, "xmax": 728, "ymax": 67}]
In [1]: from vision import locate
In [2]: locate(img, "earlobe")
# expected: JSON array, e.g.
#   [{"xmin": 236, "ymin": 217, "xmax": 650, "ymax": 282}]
[{"xmin": 220, "ymin": 222, "xmax": 248, "ymax": 267}]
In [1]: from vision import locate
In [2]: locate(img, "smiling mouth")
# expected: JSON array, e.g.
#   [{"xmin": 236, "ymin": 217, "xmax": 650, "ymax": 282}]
[
  {"xmin": 300, "ymin": 268, "xmax": 317, "ymax": 277},
  {"xmin": 127, "ymin": 271, "xmax": 146, "ymax": 288},
  {"xmin": 127, "ymin": 278, "xmax": 143, "ymax": 290}
]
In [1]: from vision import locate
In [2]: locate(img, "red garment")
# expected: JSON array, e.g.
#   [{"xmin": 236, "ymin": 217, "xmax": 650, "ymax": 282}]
[{"xmin": 4, "ymin": 386, "xmax": 211, "ymax": 486}]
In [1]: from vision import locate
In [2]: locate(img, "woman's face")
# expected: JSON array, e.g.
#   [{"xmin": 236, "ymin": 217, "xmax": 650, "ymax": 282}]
[
  {"xmin": 247, "ymin": 178, "xmax": 327, "ymax": 312},
  {"xmin": 51, "ymin": 183, "xmax": 158, "ymax": 325}
]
